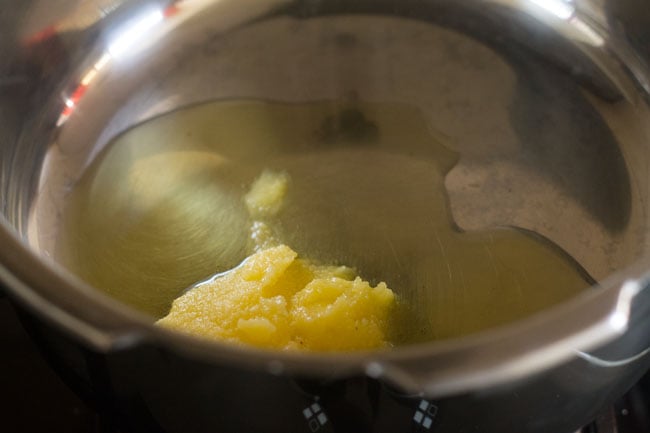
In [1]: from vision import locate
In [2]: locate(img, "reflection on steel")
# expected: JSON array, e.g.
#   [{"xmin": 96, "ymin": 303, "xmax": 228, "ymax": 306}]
[
  {"xmin": 56, "ymin": 6, "xmax": 169, "ymax": 127},
  {"xmin": 107, "ymin": 8, "xmax": 165, "ymax": 58},
  {"xmin": 57, "ymin": 52, "xmax": 113, "ymax": 126},
  {"xmin": 529, "ymin": 0, "xmax": 575, "ymax": 20}
]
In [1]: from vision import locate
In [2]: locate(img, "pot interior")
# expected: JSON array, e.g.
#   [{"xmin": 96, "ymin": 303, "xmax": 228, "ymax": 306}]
[{"xmin": 4, "ymin": 0, "xmax": 650, "ymax": 347}]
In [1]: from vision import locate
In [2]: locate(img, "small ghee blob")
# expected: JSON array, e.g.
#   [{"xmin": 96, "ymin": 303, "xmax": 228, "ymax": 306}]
[
  {"xmin": 244, "ymin": 169, "xmax": 290, "ymax": 218},
  {"xmin": 157, "ymin": 245, "xmax": 396, "ymax": 351}
]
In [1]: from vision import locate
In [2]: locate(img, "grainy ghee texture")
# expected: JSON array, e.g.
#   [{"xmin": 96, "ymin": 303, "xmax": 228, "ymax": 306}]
[{"xmin": 156, "ymin": 245, "xmax": 396, "ymax": 351}]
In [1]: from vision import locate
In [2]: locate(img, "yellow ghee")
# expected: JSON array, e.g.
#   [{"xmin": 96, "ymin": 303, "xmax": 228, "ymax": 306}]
[{"xmin": 157, "ymin": 244, "xmax": 396, "ymax": 351}]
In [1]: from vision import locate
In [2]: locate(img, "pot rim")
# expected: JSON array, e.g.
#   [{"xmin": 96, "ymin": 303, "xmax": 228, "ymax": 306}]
[{"xmin": 3, "ymin": 0, "xmax": 650, "ymax": 397}]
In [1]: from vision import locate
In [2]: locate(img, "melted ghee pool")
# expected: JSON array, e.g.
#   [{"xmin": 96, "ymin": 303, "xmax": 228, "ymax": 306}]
[{"xmin": 56, "ymin": 100, "xmax": 593, "ymax": 346}]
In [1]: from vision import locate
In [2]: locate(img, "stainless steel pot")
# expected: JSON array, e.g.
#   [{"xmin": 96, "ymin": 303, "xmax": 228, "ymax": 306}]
[{"xmin": 2, "ymin": 0, "xmax": 650, "ymax": 432}]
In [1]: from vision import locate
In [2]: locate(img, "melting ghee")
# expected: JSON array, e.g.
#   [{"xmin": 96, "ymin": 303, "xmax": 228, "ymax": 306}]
[
  {"xmin": 157, "ymin": 244, "xmax": 396, "ymax": 351},
  {"xmin": 56, "ymin": 100, "xmax": 593, "ymax": 345},
  {"xmin": 158, "ymin": 170, "xmax": 397, "ymax": 351}
]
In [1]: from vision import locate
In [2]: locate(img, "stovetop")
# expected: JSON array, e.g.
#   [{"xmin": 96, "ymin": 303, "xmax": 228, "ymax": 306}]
[
  {"xmin": 1, "ymin": 295, "xmax": 648, "ymax": 433},
  {"xmin": 1, "ymin": 296, "xmax": 100, "ymax": 432}
]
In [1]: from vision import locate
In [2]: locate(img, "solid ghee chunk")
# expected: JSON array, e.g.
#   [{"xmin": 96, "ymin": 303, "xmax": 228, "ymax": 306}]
[
  {"xmin": 157, "ymin": 245, "xmax": 395, "ymax": 351},
  {"xmin": 244, "ymin": 170, "xmax": 290, "ymax": 218}
]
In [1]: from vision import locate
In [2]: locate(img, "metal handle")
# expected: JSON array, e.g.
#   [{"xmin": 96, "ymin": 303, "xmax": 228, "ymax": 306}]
[
  {"xmin": 365, "ymin": 270, "xmax": 650, "ymax": 397},
  {"xmin": 576, "ymin": 274, "xmax": 650, "ymax": 367}
]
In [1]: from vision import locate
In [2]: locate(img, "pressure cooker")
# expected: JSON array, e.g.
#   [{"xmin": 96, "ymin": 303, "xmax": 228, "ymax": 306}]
[{"xmin": 1, "ymin": 0, "xmax": 650, "ymax": 432}]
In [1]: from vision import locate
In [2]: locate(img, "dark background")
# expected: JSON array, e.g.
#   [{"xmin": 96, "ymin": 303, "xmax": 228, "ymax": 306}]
[{"xmin": 0, "ymin": 296, "xmax": 101, "ymax": 433}]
